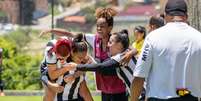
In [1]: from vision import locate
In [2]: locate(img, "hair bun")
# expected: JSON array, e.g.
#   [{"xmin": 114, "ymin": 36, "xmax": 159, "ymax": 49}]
[
  {"xmin": 120, "ymin": 29, "xmax": 129, "ymax": 35},
  {"xmin": 95, "ymin": 7, "xmax": 117, "ymax": 19},
  {"xmin": 73, "ymin": 33, "xmax": 84, "ymax": 42}
]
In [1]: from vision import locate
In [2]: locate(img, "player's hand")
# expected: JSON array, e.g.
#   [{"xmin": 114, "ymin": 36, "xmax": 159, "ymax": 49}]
[
  {"xmin": 48, "ymin": 83, "xmax": 64, "ymax": 93},
  {"xmin": 39, "ymin": 30, "xmax": 51, "ymax": 37},
  {"xmin": 120, "ymin": 49, "xmax": 137, "ymax": 66},
  {"xmin": 64, "ymin": 75, "xmax": 75, "ymax": 83},
  {"xmin": 63, "ymin": 62, "xmax": 77, "ymax": 71}
]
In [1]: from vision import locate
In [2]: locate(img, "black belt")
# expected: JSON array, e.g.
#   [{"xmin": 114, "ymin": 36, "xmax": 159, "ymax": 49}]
[{"xmin": 148, "ymin": 94, "xmax": 199, "ymax": 101}]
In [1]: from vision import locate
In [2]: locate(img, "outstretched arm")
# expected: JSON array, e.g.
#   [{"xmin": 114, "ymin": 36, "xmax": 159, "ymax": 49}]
[
  {"xmin": 39, "ymin": 28, "xmax": 75, "ymax": 38},
  {"xmin": 48, "ymin": 63, "xmax": 75, "ymax": 80},
  {"xmin": 76, "ymin": 59, "xmax": 120, "ymax": 75}
]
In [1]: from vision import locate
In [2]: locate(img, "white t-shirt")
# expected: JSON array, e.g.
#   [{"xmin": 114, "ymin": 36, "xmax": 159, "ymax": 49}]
[{"xmin": 134, "ymin": 22, "xmax": 201, "ymax": 99}]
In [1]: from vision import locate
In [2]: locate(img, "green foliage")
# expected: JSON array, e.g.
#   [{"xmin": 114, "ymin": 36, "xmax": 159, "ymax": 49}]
[
  {"xmin": 3, "ymin": 28, "xmax": 32, "ymax": 52},
  {"xmin": 0, "ymin": 28, "xmax": 43, "ymax": 90},
  {"xmin": 80, "ymin": 1, "xmax": 108, "ymax": 23},
  {"xmin": 48, "ymin": 4, "xmax": 61, "ymax": 16},
  {"xmin": 86, "ymin": 72, "xmax": 96, "ymax": 91},
  {"xmin": 0, "ymin": 11, "xmax": 6, "ymax": 17},
  {"xmin": 2, "ymin": 54, "xmax": 42, "ymax": 90},
  {"xmin": 0, "ymin": 37, "xmax": 17, "ymax": 58},
  {"xmin": 95, "ymin": 0, "xmax": 108, "ymax": 7},
  {"xmin": 59, "ymin": 0, "xmax": 72, "ymax": 7}
]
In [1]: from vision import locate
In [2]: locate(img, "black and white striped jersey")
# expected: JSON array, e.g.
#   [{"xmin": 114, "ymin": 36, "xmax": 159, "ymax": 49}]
[
  {"xmin": 111, "ymin": 53, "xmax": 136, "ymax": 95},
  {"xmin": 40, "ymin": 39, "xmax": 85, "ymax": 100},
  {"xmin": 56, "ymin": 71, "xmax": 84, "ymax": 101},
  {"xmin": 76, "ymin": 53, "xmax": 137, "ymax": 95}
]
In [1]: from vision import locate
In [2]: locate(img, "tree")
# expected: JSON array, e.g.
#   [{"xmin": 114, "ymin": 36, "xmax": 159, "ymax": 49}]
[
  {"xmin": 0, "ymin": 33, "xmax": 42, "ymax": 90},
  {"xmin": 186, "ymin": 0, "xmax": 201, "ymax": 32},
  {"xmin": 19, "ymin": 0, "xmax": 35, "ymax": 25}
]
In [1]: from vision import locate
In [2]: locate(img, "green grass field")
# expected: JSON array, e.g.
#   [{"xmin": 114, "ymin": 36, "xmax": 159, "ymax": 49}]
[{"xmin": 0, "ymin": 96, "xmax": 101, "ymax": 101}]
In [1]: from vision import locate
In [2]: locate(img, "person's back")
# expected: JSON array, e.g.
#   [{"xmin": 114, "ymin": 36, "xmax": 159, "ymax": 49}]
[
  {"xmin": 131, "ymin": 0, "xmax": 201, "ymax": 101},
  {"xmin": 144, "ymin": 22, "xmax": 201, "ymax": 98}
]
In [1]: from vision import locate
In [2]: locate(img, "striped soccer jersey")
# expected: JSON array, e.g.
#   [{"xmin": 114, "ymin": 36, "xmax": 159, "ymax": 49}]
[{"xmin": 111, "ymin": 53, "xmax": 136, "ymax": 95}]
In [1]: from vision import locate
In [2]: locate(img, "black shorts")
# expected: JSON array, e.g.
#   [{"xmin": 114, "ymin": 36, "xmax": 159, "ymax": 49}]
[{"xmin": 101, "ymin": 92, "xmax": 128, "ymax": 101}]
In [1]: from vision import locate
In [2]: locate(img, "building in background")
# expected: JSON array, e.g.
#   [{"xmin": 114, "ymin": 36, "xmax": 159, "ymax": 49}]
[
  {"xmin": 0, "ymin": 0, "xmax": 48, "ymax": 25},
  {"xmin": 0, "ymin": 0, "xmax": 19, "ymax": 24}
]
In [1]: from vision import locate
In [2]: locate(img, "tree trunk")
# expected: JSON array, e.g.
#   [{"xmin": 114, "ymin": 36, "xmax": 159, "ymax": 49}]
[{"xmin": 186, "ymin": 0, "xmax": 201, "ymax": 32}]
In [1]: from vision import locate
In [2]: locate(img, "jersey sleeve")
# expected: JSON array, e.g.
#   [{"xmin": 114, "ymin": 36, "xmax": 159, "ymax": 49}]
[
  {"xmin": 84, "ymin": 34, "xmax": 95, "ymax": 48},
  {"xmin": 111, "ymin": 53, "xmax": 124, "ymax": 63},
  {"xmin": 76, "ymin": 59, "xmax": 119, "ymax": 75},
  {"xmin": 44, "ymin": 46, "xmax": 57, "ymax": 64},
  {"xmin": 134, "ymin": 37, "xmax": 153, "ymax": 78}
]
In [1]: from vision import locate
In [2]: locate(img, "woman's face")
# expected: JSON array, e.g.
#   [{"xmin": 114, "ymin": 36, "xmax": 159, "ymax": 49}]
[
  {"xmin": 96, "ymin": 18, "xmax": 111, "ymax": 39},
  {"xmin": 71, "ymin": 51, "xmax": 88, "ymax": 64},
  {"xmin": 56, "ymin": 53, "xmax": 70, "ymax": 64},
  {"xmin": 134, "ymin": 30, "xmax": 144, "ymax": 42},
  {"xmin": 108, "ymin": 35, "xmax": 123, "ymax": 56}
]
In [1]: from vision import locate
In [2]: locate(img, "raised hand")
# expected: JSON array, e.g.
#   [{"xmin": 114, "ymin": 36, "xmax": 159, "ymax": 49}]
[
  {"xmin": 64, "ymin": 75, "xmax": 75, "ymax": 83},
  {"xmin": 39, "ymin": 30, "xmax": 51, "ymax": 38},
  {"xmin": 63, "ymin": 62, "xmax": 78, "ymax": 72},
  {"xmin": 120, "ymin": 48, "xmax": 138, "ymax": 66},
  {"xmin": 48, "ymin": 82, "xmax": 64, "ymax": 93}
]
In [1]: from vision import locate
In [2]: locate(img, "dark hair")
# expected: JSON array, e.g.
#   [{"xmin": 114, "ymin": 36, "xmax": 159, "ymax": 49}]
[
  {"xmin": 113, "ymin": 31, "xmax": 129, "ymax": 51},
  {"xmin": 72, "ymin": 33, "xmax": 88, "ymax": 53},
  {"xmin": 67, "ymin": 34, "xmax": 88, "ymax": 62},
  {"xmin": 149, "ymin": 15, "xmax": 165, "ymax": 28},
  {"xmin": 121, "ymin": 29, "xmax": 129, "ymax": 35},
  {"xmin": 95, "ymin": 7, "xmax": 117, "ymax": 27},
  {"xmin": 134, "ymin": 26, "xmax": 146, "ymax": 39}
]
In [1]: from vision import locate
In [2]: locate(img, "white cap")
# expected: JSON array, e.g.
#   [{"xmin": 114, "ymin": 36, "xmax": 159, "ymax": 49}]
[{"xmin": 0, "ymin": 48, "xmax": 2, "ymax": 52}]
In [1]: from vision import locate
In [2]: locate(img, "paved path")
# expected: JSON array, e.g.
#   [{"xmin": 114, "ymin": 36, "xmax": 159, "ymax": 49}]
[{"xmin": 30, "ymin": 2, "xmax": 95, "ymax": 30}]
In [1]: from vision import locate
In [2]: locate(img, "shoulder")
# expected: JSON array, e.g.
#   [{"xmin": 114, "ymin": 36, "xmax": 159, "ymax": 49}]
[
  {"xmin": 84, "ymin": 34, "xmax": 96, "ymax": 41},
  {"xmin": 132, "ymin": 42, "xmax": 136, "ymax": 47},
  {"xmin": 45, "ymin": 51, "xmax": 57, "ymax": 64},
  {"xmin": 111, "ymin": 53, "xmax": 124, "ymax": 62},
  {"xmin": 44, "ymin": 40, "xmax": 57, "ymax": 64},
  {"xmin": 84, "ymin": 34, "xmax": 96, "ymax": 47}
]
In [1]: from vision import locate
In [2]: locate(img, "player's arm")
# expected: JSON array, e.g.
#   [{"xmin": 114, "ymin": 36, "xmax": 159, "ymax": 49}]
[
  {"xmin": 39, "ymin": 28, "xmax": 75, "ymax": 37},
  {"xmin": 48, "ymin": 64, "xmax": 75, "ymax": 80},
  {"xmin": 79, "ymin": 80, "xmax": 94, "ymax": 101}
]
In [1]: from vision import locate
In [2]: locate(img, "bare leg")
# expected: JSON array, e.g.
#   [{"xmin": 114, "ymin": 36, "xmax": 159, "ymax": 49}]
[
  {"xmin": 0, "ymin": 91, "xmax": 5, "ymax": 96},
  {"xmin": 43, "ymin": 83, "xmax": 56, "ymax": 101}
]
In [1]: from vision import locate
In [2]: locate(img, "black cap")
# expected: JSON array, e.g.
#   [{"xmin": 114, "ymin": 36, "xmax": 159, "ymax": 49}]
[{"xmin": 165, "ymin": 0, "xmax": 187, "ymax": 16}]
